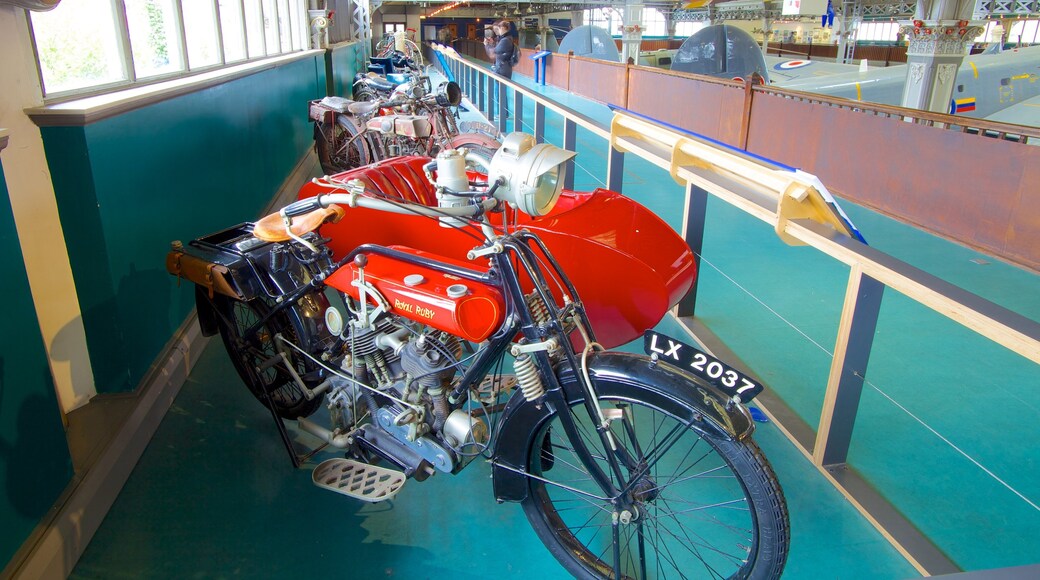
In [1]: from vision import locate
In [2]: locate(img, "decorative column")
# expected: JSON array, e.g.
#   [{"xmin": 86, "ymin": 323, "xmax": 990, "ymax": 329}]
[
  {"xmin": 899, "ymin": 17, "xmax": 984, "ymax": 113},
  {"xmin": 761, "ymin": 15, "xmax": 772, "ymax": 56},
  {"xmin": 620, "ymin": 1, "xmax": 644, "ymax": 65}
]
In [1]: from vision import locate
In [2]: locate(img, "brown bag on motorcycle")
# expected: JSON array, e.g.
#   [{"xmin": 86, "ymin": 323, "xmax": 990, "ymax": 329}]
[{"xmin": 165, "ymin": 250, "xmax": 242, "ymax": 300}]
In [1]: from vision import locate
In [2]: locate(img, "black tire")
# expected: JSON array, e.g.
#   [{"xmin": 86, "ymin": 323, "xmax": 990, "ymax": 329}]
[
  {"xmin": 315, "ymin": 115, "xmax": 370, "ymax": 175},
  {"xmin": 520, "ymin": 376, "xmax": 789, "ymax": 579},
  {"xmin": 213, "ymin": 296, "xmax": 323, "ymax": 420}
]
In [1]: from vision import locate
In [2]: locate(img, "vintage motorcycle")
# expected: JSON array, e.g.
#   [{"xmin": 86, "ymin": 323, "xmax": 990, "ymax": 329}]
[
  {"xmin": 310, "ymin": 78, "xmax": 500, "ymax": 176},
  {"xmin": 166, "ymin": 133, "xmax": 790, "ymax": 578}
]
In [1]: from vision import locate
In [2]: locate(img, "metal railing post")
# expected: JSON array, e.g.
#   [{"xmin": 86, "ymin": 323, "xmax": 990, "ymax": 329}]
[
  {"xmin": 814, "ymin": 265, "xmax": 885, "ymax": 467},
  {"xmin": 677, "ymin": 182, "xmax": 709, "ymax": 317},
  {"xmin": 563, "ymin": 119, "xmax": 577, "ymax": 189},
  {"xmin": 498, "ymin": 82, "xmax": 508, "ymax": 133},
  {"xmin": 487, "ymin": 77, "xmax": 495, "ymax": 123},
  {"xmin": 534, "ymin": 103, "xmax": 545, "ymax": 144},
  {"xmin": 477, "ymin": 70, "xmax": 485, "ymax": 115},
  {"xmin": 607, "ymin": 145, "xmax": 624, "ymax": 193},
  {"xmin": 514, "ymin": 92, "xmax": 524, "ymax": 133}
]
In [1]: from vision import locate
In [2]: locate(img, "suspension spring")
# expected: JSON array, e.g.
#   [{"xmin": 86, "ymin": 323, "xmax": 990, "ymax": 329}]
[
  {"xmin": 513, "ymin": 353, "xmax": 545, "ymax": 402},
  {"xmin": 525, "ymin": 291, "xmax": 552, "ymax": 326}
]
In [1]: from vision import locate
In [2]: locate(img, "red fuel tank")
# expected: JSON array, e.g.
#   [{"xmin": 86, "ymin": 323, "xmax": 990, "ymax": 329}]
[{"xmin": 326, "ymin": 246, "xmax": 505, "ymax": 343}]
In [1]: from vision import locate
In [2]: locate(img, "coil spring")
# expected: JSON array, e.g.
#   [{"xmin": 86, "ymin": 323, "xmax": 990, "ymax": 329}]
[
  {"xmin": 525, "ymin": 291, "xmax": 551, "ymax": 326},
  {"xmin": 366, "ymin": 351, "xmax": 392, "ymax": 387},
  {"xmin": 513, "ymin": 353, "xmax": 545, "ymax": 402}
]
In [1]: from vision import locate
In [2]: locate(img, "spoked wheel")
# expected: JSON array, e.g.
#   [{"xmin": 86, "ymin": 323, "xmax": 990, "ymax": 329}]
[
  {"xmin": 521, "ymin": 385, "xmax": 789, "ymax": 579},
  {"xmin": 314, "ymin": 116, "xmax": 370, "ymax": 175},
  {"xmin": 213, "ymin": 297, "xmax": 322, "ymax": 420},
  {"xmin": 353, "ymin": 88, "xmax": 378, "ymax": 102}
]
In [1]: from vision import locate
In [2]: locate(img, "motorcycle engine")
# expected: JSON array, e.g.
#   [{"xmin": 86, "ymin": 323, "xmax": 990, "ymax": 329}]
[{"xmin": 323, "ymin": 310, "xmax": 488, "ymax": 474}]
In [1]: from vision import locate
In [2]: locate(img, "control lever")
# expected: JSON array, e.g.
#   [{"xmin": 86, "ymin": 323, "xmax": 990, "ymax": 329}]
[{"xmin": 280, "ymin": 196, "xmax": 324, "ymax": 218}]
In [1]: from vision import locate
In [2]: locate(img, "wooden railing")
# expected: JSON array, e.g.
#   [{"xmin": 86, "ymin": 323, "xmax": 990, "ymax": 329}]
[{"xmin": 430, "ymin": 43, "xmax": 1040, "ymax": 576}]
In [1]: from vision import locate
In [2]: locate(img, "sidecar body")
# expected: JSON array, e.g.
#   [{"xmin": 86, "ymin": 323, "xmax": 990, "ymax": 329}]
[{"xmin": 298, "ymin": 156, "xmax": 696, "ymax": 348}]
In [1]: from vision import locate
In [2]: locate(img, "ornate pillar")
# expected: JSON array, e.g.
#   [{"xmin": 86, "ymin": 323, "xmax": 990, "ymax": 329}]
[
  {"xmin": 762, "ymin": 15, "xmax": 772, "ymax": 57},
  {"xmin": 898, "ymin": 20, "xmax": 984, "ymax": 112},
  {"xmin": 898, "ymin": 0, "xmax": 984, "ymax": 114},
  {"xmin": 620, "ymin": 1, "xmax": 644, "ymax": 65}
]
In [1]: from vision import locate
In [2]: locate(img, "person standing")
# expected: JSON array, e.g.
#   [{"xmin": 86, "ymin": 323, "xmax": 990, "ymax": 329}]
[{"xmin": 483, "ymin": 20, "xmax": 516, "ymax": 79}]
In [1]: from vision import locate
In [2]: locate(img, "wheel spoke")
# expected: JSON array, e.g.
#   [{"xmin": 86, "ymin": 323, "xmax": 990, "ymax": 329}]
[{"xmin": 525, "ymin": 390, "xmax": 785, "ymax": 579}]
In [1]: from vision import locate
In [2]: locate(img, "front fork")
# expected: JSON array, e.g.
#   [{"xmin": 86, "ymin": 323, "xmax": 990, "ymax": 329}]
[{"xmin": 539, "ymin": 354, "xmax": 645, "ymax": 515}]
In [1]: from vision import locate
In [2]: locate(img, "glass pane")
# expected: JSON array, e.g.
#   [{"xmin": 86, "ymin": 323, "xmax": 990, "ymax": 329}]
[
  {"xmin": 243, "ymin": 0, "xmax": 265, "ymax": 58},
  {"xmin": 126, "ymin": 0, "xmax": 185, "ymax": 79},
  {"xmin": 288, "ymin": 0, "xmax": 301, "ymax": 51},
  {"xmin": 278, "ymin": 0, "xmax": 292, "ymax": 52},
  {"xmin": 31, "ymin": 0, "xmax": 126, "ymax": 94},
  {"xmin": 219, "ymin": 0, "xmax": 247, "ymax": 62},
  {"xmin": 182, "ymin": 0, "xmax": 221, "ymax": 68},
  {"xmin": 262, "ymin": 0, "xmax": 279, "ymax": 54}
]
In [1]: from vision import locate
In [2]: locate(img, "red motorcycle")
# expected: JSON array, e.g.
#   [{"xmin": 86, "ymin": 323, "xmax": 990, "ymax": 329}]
[{"xmin": 167, "ymin": 133, "xmax": 790, "ymax": 579}]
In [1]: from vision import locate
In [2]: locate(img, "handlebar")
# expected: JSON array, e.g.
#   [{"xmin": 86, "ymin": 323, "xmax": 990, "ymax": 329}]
[
  {"xmin": 297, "ymin": 191, "xmax": 498, "ymax": 219},
  {"xmin": 280, "ymin": 197, "xmax": 323, "ymax": 218}
]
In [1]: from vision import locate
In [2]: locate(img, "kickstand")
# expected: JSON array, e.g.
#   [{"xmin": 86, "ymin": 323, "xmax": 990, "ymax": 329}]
[{"xmin": 257, "ymin": 379, "xmax": 329, "ymax": 468}]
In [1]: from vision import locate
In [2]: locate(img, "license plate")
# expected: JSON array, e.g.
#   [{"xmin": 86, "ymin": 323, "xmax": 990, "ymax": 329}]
[{"xmin": 643, "ymin": 330, "xmax": 763, "ymax": 403}]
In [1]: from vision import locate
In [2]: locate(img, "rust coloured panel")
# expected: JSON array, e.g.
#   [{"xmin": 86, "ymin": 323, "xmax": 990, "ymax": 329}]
[
  {"xmin": 626, "ymin": 68, "xmax": 746, "ymax": 146},
  {"xmin": 568, "ymin": 58, "xmax": 626, "ymax": 106},
  {"xmin": 745, "ymin": 90, "xmax": 1040, "ymax": 271},
  {"xmin": 546, "ymin": 54, "xmax": 570, "ymax": 90}
]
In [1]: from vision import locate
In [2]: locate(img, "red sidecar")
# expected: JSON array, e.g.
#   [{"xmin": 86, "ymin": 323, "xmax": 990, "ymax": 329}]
[{"xmin": 297, "ymin": 155, "xmax": 696, "ymax": 349}]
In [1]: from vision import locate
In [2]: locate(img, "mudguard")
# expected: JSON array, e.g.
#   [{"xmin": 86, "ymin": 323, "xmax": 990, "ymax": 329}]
[
  {"xmin": 194, "ymin": 285, "xmax": 221, "ymax": 337},
  {"xmin": 491, "ymin": 351, "xmax": 755, "ymax": 503},
  {"xmin": 447, "ymin": 132, "xmax": 501, "ymax": 152}
]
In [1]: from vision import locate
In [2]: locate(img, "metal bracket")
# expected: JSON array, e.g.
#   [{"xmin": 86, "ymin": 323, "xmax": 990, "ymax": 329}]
[{"xmin": 510, "ymin": 337, "xmax": 559, "ymax": 357}]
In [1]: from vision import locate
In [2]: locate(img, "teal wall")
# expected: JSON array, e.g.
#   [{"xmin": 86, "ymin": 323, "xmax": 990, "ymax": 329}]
[
  {"xmin": 40, "ymin": 54, "xmax": 328, "ymax": 394},
  {"xmin": 0, "ymin": 151, "xmax": 73, "ymax": 568},
  {"xmin": 328, "ymin": 41, "xmax": 363, "ymax": 98}
]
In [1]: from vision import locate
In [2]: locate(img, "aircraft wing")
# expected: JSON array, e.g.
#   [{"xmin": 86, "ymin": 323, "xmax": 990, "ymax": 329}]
[
  {"xmin": 765, "ymin": 56, "xmax": 863, "ymax": 84},
  {"xmin": 984, "ymin": 94, "xmax": 1040, "ymax": 128}
]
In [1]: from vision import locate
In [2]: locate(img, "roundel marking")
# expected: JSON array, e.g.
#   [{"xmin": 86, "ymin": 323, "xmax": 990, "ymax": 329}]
[{"xmin": 775, "ymin": 60, "xmax": 812, "ymax": 70}]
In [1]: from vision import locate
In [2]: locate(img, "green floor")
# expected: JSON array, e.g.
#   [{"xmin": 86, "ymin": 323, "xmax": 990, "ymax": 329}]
[{"xmin": 70, "ymin": 63, "xmax": 1038, "ymax": 577}]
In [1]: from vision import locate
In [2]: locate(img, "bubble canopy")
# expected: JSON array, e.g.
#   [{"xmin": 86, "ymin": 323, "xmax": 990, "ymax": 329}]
[
  {"xmin": 671, "ymin": 25, "xmax": 770, "ymax": 82},
  {"xmin": 557, "ymin": 25, "xmax": 620, "ymax": 62}
]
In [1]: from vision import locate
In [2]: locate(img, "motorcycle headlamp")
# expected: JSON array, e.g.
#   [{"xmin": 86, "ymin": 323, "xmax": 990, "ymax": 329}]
[
  {"xmin": 434, "ymin": 81, "xmax": 462, "ymax": 107},
  {"xmin": 487, "ymin": 132, "xmax": 577, "ymax": 217}
]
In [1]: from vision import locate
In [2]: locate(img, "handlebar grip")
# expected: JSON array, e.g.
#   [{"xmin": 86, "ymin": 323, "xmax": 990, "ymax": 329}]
[{"xmin": 281, "ymin": 197, "xmax": 322, "ymax": 218}]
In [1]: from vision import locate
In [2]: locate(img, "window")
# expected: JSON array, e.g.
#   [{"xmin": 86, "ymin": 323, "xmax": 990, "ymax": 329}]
[
  {"xmin": 384, "ymin": 22, "xmax": 406, "ymax": 36},
  {"xmin": 674, "ymin": 20, "xmax": 707, "ymax": 39},
  {"xmin": 31, "ymin": 0, "xmax": 126, "ymax": 93},
  {"xmin": 642, "ymin": 8, "xmax": 667, "ymax": 37},
  {"xmin": 1008, "ymin": 19, "xmax": 1040, "ymax": 45},
  {"xmin": 219, "ymin": 0, "xmax": 248, "ymax": 62},
  {"xmin": 584, "ymin": 8, "xmax": 620, "ymax": 34},
  {"xmin": 31, "ymin": 0, "xmax": 310, "ymax": 99}
]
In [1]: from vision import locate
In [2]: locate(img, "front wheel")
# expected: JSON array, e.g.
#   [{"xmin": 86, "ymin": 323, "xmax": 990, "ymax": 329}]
[{"xmin": 521, "ymin": 380, "xmax": 789, "ymax": 579}]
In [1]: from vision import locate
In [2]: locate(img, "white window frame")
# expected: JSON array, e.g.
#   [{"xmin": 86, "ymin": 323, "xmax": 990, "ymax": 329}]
[{"xmin": 30, "ymin": 0, "xmax": 309, "ymax": 102}]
